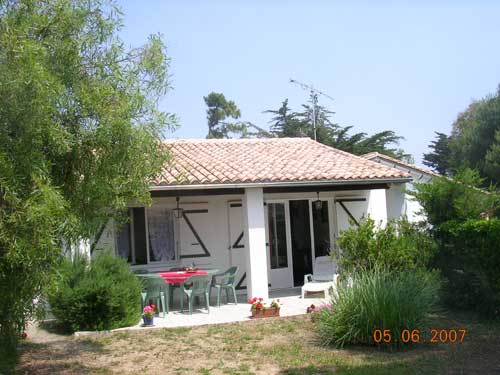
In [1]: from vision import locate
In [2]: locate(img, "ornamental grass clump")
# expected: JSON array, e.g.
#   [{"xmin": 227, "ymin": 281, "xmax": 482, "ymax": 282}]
[{"xmin": 316, "ymin": 267, "xmax": 440, "ymax": 348}]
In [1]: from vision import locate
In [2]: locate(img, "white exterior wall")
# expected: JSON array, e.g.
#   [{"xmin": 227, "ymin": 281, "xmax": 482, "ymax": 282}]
[
  {"xmin": 368, "ymin": 156, "xmax": 435, "ymax": 223},
  {"xmin": 404, "ymin": 182, "xmax": 427, "ymax": 223},
  {"xmin": 367, "ymin": 189, "xmax": 388, "ymax": 228},
  {"xmin": 242, "ymin": 188, "xmax": 269, "ymax": 299},
  {"xmin": 386, "ymin": 183, "xmax": 406, "ymax": 221}
]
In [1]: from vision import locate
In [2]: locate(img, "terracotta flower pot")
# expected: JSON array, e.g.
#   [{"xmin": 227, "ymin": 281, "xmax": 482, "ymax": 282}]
[{"xmin": 251, "ymin": 307, "xmax": 280, "ymax": 318}]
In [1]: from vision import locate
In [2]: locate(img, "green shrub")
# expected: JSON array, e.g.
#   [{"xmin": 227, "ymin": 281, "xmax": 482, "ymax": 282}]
[
  {"xmin": 335, "ymin": 218, "xmax": 437, "ymax": 273},
  {"xmin": 316, "ymin": 267, "xmax": 440, "ymax": 347},
  {"xmin": 411, "ymin": 168, "xmax": 499, "ymax": 227},
  {"xmin": 48, "ymin": 252, "xmax": 142, "ymax": 332},
  {"xmin": 436, "ymin": 219, "xmax": 500, "ymax": 317}
]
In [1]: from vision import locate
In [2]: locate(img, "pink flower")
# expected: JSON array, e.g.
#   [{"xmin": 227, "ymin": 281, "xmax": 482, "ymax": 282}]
[{"xmin": 143, "ymin": 306, "xmax": 153, "ymax": 313}]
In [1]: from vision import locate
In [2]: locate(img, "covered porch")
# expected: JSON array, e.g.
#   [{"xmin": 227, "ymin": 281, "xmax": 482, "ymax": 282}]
[
  {"xmin": 94, "ymin": 184, "xmax": 401, "ymax": 301},
  {"xmin": 91, "ymin": 138, "xmax": 409, "ymax": 302}
]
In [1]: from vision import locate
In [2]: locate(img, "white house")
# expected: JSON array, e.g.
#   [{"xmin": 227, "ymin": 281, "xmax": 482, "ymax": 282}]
[
  {"xmin": 362, "ymin": 152, "xmax": 438, "ymax": 222},
  {"xmin": 92, "ymin": 138, "xmax": 411, "ymax": 299}
]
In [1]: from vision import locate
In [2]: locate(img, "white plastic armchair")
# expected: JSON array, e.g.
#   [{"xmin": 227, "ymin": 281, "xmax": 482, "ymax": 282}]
[{"xmin": 301, "ymin": 256, "xmax": 339, "ymax": 299}]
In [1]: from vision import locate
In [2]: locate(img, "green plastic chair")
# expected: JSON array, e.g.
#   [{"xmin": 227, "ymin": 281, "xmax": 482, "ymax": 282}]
[
  {"xmin": 210, "ymin": 266, "xmax": 239, "ymax": 307},
  {"xmin": 179, "ymin": 274, "xmax": 211, "ymax": 315},
  {"xmin": 133, "ymin": 269, "xmax": 151, "ymax": 274},
  {"xmin": 137, "ymin": 274, "xmax": 169, "ymax": 317}
]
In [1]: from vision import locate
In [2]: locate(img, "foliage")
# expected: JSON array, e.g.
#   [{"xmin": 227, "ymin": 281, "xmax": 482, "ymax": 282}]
[
  {"xmin": 204, "ymin": 92, "xmax": 243, "ymax": 138},
  {"xmin": 48, "ymin": 252, "xmax": 143, "ymax": 332},
  {"xmin": 316, "ymin": 267, "xmax": 440, "ymax": 347},
  {"xmin": 264, "ymin": 98, "xmax": 409, "ymax": 159},
  {"xmin": 423, "ymin": 132, "xmax": 452, "ymax": 175},
  {"xmin": 425, "ymin": 85, "xmax": 500, "ymax": 184},
  {"xmin": 412, "ymin": 171, "xmax": 500, "ymax": 317},
  {"xmin": 265, "ymin": 99, "xmax": 307, "ymax": 137},
  {"xmin": 434, "ymin": 219, "xmax": 500, "ymax": 317},
  {"xmin": 335, "ymin": 218, "xmax": 437, "ymax": 273},
  {"xmin": 450, "ymin": 87, "xmax": 500, "ymax": 185},
  {"xmin": 204, "ymin": 92, "xmax": 270, "ymax": 138},
  {"xmin": 0, "ymin": 0, "xmax": 174, "ymax": 359},
  {"xmin": 411, "ymin": 169, "xmax": 499, "ymax": 228}
]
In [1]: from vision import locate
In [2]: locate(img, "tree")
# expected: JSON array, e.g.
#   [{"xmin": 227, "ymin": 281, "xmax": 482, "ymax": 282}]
[
  {"xmin": 204, "ymin": 92, "xmax": 242, "ymax": 138},
  {"xmin": 411, "ymin": 169, "xmax": 500, "ymax": 317},
  {"xmin": 433, "ymin": 85, "xmax": 500, "ymax": 184},
  {"xmin": 348, "ymin": 130, "xmax": 408, "ymax": 159},
  {"xmin": 423, "ymin": 132, "xmax": 451, "ymax": 175},
  {"xmin": 295, "ymin": 102, "xmax": 338, "ymax": 143},
  {"xmin": 264, "ymin": 99, "xmax": 408, "ymax": 159},
  {"xmin": 411, "ymin": 169, "xmax": 498, "ymax": 228},
  {"xmin": 264, "ymin": 99, "xmax": 306, "ymax": 137},
  {"xmin": 0, "ymin": 0, "xmax": 175, "ymax": 364}
]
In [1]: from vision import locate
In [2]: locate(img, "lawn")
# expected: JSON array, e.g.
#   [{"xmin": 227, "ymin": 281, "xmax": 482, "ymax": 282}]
[{"xmin": 15, "ymin": 311, "xmax": 500, "ymax": 375}]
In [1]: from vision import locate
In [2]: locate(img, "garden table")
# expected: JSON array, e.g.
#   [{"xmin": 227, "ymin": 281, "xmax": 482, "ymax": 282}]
[
  {"xmin": 157, "ymin": 269, "xmax": 209, "ymax": 284},
  {"xmin": 156, "ymin": 269, "xmax": 219, "ymax": 310}
]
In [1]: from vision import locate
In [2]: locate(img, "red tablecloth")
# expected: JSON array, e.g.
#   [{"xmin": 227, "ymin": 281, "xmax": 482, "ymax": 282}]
[{"xmin": 157, "ymin": 270, "xmax": 208, "ymax": 284}]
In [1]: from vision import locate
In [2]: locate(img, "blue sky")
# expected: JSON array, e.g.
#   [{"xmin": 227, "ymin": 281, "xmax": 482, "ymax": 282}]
[{"xmin": 119, "ymin": 1, "xmax": 500, "ymax": 165}]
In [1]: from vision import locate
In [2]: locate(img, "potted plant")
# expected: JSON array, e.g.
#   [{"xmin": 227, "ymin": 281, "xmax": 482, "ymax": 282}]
[
  {"xmin": 248, "ymin": 297, "xmax": 281, "ymax": 318},
  {"xmin": 142, "ymin": 304, "xmax": 156, "ymax": 326}
]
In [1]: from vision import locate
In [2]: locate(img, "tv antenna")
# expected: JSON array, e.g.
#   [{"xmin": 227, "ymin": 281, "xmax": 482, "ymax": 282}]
[{"xmin": 289, "ymin": 78, "xmax": 334, "ymax": 141}]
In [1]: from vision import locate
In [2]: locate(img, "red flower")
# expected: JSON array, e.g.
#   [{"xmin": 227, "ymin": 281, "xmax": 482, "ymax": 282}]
[
  {"xmin": 21, "ymin": 332, "xmax": 27, "ymax": 339},
  {"xmin": 151, "ymin": 304, "xmax": 156, "ymax": 311},
  {"xmin": 258, "ymin": 298, "xmax": 263, "ymax": 302},
  {"xmin": 255, "ymin": 302, "xmax": 263, "ymax": 310}
]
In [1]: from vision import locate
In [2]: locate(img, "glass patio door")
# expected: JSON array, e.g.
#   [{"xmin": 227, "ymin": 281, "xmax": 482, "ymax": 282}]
[{"xmin": 266, "ymin": 202, "xmax": 293, "ymax": 289}]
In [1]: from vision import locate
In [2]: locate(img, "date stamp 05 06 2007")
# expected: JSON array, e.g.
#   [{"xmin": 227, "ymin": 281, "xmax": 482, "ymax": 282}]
[{"xmin": 372, "ymin": 329, "xmax": 467, "ymax": 344}]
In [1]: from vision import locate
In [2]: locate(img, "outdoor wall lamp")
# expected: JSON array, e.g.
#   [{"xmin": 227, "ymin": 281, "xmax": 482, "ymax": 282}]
[
  {"xmin": 314, "ymin": 192, "xmax": 323, "ymax": 210},
  {"xmin": 173, "ymin": 196, "xmax": 184, "ymax": 219}
]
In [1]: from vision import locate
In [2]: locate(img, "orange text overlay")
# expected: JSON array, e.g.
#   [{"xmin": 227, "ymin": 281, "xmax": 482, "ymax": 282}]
[{"xmin": 372, "ymin": 329, "xmax": 467, "ymax": 344}]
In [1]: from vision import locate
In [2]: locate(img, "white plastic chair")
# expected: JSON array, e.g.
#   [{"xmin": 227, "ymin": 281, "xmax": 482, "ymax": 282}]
[{"xmin": 301, "ymin": 256, "xmax": 339, "ymax": 299}]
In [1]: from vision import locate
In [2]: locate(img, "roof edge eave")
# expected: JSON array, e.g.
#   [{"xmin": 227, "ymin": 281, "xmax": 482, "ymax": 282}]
[{"xmin": 149, "ymin": 177, "xmax": 412, "ymax": 191}]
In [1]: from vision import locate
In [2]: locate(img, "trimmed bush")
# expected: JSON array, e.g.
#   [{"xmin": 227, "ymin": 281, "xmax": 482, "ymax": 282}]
[
  {"xmin": 316, "ymin": 267, "xmax": 440, "ymax": 347},
  {"xmin": 436, "ymin": 219, "xmax": 500, "ymax": 317},
  {"xmin": 335, "ymin": 218, "xmax": 437, "ymax": 273},
  {"xmin": 48, "ymin": 252, "xmax": 142, "ymax": 332}
]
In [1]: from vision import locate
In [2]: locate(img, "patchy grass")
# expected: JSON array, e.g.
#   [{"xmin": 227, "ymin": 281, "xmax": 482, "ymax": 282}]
[{"xmin": 15, "ymin": 311, "xmax": 500, "ymax": 374}]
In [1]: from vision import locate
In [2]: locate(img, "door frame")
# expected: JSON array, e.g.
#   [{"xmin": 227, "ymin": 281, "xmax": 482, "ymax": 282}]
[
  {"xmin": 264, "ymin": 199, "xmax": 294, "ymax": 290},
  {"xmin": 285, "ymin": 197, "xmax": 337, "ymax": 280}
]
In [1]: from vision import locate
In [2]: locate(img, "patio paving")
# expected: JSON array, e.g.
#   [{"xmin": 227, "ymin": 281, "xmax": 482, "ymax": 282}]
[{"xmin": 75, "ymin": 288, "xmax": 326, "ymax": 335}]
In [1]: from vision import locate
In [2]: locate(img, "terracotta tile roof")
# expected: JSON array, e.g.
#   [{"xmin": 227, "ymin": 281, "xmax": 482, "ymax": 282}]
[
  {"xmin": 362, "ymin": 152, "xmax": 440, "ymax": 178},
  {"xmin": 153, "ymin": 138, "xmax": 410, "ymax": 187}
]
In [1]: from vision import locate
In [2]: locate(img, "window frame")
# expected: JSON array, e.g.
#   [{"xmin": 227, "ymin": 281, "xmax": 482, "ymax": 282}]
[
  {"xmin": 145, "ymin": 205, "xmax": 180, "ymax": 265},
  {"xmin": 115, "ymin": 205, "xmax": 180, "ymax": 268}
]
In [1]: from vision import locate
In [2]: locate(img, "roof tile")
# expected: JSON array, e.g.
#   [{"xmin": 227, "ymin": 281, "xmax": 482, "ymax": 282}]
[{"xmin": 153, "ymin": 138, "xmax": 409, "ymax": 186}]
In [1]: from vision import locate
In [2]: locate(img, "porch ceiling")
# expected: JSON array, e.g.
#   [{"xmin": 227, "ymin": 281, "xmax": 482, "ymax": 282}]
[{"xmin": 150, "ymin": 182, "xmax": 390, "ymax": 197}]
